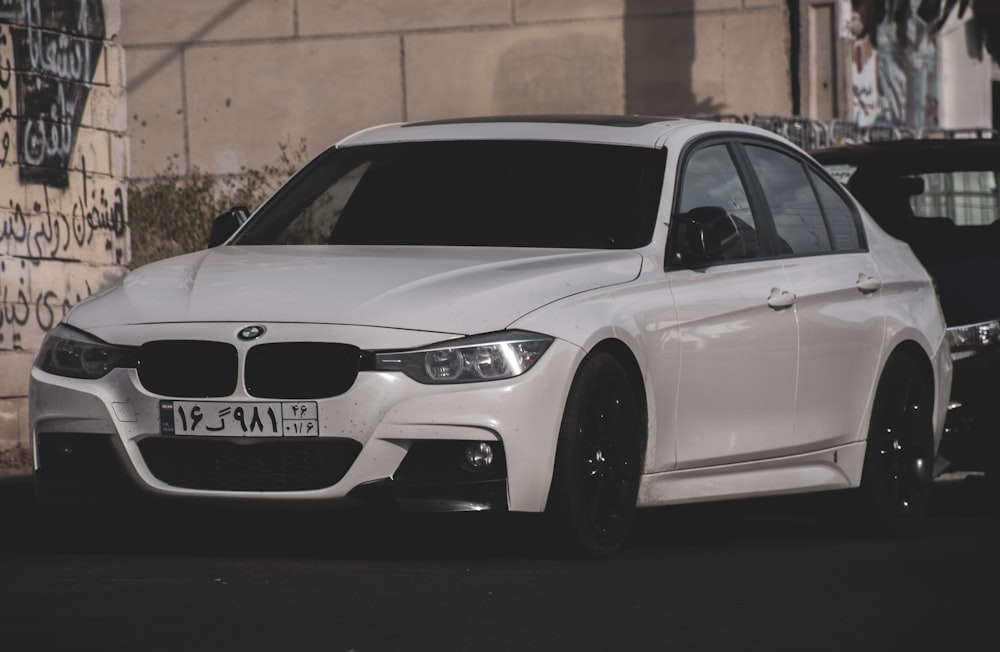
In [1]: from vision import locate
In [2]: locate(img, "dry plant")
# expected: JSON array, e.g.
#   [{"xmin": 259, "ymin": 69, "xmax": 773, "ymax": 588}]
[{"xmin": 128, "ymin": 140, "xmax": 308, "ymax": 268}]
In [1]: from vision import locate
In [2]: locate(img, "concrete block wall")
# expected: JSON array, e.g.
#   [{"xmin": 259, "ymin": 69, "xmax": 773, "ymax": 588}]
[
  {"xmin": 0, "ymin": 0, "xmax": 129, "ymax": 450},
  {"xmin": 124, "ymin": 0, "xmax": 792, "ymax": 179}
]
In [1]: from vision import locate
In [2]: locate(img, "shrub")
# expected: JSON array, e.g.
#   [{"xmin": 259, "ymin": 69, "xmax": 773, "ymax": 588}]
[
  {"xmin": 127, "ymin": 141, "xmax": 307, "ymax": 268},
  {"xmin": 0, "ymin": 444, "xmax": 31, "ymax": 475}
]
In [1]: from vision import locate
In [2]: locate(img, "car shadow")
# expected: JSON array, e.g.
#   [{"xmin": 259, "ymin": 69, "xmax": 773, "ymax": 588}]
[{"xmin": 0, "ymin": 472, "xmax": 993, "ymax": 560}]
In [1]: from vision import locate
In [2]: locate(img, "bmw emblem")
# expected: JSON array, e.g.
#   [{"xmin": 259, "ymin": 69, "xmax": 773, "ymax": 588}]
[{"xmin": 237, "ymin": 325, "xmax": 266, "ymax": 341}]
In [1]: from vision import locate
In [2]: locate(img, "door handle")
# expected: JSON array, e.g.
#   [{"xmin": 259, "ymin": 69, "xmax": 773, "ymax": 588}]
[
  {"xmin": 857, "ymin": 274, "xmax": 882, "ymax": 295},
  {"xmin": 767, "ymin": 287, "xmax": 796, "ymax": 310}
]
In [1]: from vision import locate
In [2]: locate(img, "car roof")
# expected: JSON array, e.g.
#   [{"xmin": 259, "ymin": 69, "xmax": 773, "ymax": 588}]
[
  {"xmin": 336, "ymin": 115, "xmax": 782, "ymax": 149},
  {"xmin": 812, "ymin": 138, "xmax": 1000, "ymax": 173}
]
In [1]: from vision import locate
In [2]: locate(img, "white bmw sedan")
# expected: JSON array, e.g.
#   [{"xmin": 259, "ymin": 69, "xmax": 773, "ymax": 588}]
[{"xmin": 30, "ymin": 116, "xmax": 951, "ymax": 556}]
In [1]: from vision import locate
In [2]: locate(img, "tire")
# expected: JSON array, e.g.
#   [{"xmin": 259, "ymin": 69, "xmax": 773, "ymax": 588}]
[
  {"xmin": 547, "ymin": 352, "xmax": 645, "ymax": 557},
  {"xmin": 857, "ymin": 353, "xmax": 935, "ymax": 535}
]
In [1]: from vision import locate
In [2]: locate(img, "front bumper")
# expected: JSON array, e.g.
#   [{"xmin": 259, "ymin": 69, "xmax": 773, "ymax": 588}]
[{"xmin": 30, "ymin": 325, "xmax": 583, "ymax": 513}]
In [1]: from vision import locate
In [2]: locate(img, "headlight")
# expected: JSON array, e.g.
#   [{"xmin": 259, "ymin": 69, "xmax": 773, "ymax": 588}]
[
  {"xmin": 374, "ymin": 331, "xmax": 554, "ymax": 384},
  {"xmin": 36, "ymin": 324, "xmax": 138, "ymax": 379},
  {"xmin": 947, "ymin": 319, "xmax": 1000, "ymax": 361}
]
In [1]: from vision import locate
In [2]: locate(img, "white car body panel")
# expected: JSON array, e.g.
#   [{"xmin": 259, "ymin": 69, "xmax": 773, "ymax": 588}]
[
  {"xmin": 783, "ymin": 252, "xmax": 886, "ymax": 450},
  {"xmin": 31, "ymin": 327, "xmax": 585, "ymax": 512},
  {"xmin": 29, "ymin": 117, "xmax": 952, "ymax": 524},
  {"xmin": 68, "ymin": 246, "xmax": 642, "ymax": 336},
  {"xmin": 667, "ymin": 259, "xmax": 799, "ymax": 469}
]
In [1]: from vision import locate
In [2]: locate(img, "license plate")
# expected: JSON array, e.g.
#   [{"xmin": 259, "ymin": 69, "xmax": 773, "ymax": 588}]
[{"xmin": 159, "ymin": 401, "xmax": 319, "ymax": 437}]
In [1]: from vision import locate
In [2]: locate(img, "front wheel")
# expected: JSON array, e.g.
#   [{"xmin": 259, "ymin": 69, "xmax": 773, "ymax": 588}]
[
  {"xmin": 547, "ymin": 352, "xmax": 645, "ymax": 557},
  {"xmin": 857, "ymin": 353, "xmax": 935, "ymax": 535}
]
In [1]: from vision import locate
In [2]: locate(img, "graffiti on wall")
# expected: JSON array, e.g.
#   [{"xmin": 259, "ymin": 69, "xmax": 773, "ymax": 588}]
[
  {"xmin": 844, "ymin": 0, "xmax": 879, "ymax": 125},
  {"xmin": 0, "ymin": 0, "xmax": 105, "ymax": 188},
  {"xmin": 842, "ymin": 0, "xmax": 938, "ymax": 130},
  {"xmin": 0, "ymin": 156, "xmax": 126, "ymax": 350},
  {"xmin": 0, "ymin": 255, "xmax": 96, "ymax": 350},
  {"xmin": 1, "ymin": 159, "xmax": 125, "ymax": 259},
  {"xmin": 0, "ymin": 0, "xmax": 127, "ymax": 354}
]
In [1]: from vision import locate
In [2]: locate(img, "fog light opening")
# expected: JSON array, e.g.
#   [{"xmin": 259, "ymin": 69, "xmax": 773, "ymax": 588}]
[{"xmin": 461, "ymin": 442, "xmax": 495, "ymax": 472}]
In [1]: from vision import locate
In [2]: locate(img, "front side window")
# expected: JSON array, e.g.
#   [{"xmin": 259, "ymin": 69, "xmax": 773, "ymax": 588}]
[
  {"xmin": 234, "ymin": 141, "xmax": 667, "ymax": 250},
  {"xmin": 674, "ymin": 144, "xmax": 761, "ymax": 262}
]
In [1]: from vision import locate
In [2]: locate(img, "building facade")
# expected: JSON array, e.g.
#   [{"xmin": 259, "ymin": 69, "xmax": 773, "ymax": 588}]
[
  {"xmin": 0, "ymin": 0, "xmax": 129, "ymax": 451},
  {"xmin": 122, "ymin": 0, "xmax": 795, "ymax": 179}
]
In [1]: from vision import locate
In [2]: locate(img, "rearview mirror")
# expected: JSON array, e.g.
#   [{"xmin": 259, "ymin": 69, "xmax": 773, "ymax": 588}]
[
  {"xmin": 208, "ymin": 205, "xmax": 251, "ymax": 247},
  {"xmin": 673, "ymin": 205, "xmax": 742, "ymax": 267}
]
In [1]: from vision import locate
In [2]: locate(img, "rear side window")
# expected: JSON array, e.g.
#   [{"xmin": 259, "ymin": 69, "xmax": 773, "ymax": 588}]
[
  {"xmin": 744, "ymin": 145, "xmax": 831, "ymax": 255},
  {"xmin": 810, "ymin": 169, "xmax": 862, "ymax": 250}
]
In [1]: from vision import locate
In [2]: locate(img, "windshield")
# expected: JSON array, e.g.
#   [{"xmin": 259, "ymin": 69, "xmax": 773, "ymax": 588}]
[{"xmin": 232, "ymin": 140, "xmax": 667, "ymax": 249}]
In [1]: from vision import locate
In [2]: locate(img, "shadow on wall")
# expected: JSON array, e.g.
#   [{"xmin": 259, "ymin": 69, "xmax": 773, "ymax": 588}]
[
  {"xmin": 624, "ymin": 0, "xmax": 723, "ymax": 117},
  {"xmin": 492, "ymin": 1, "xmax": 721, "ymax": 117},
  {"xmin": 494, "ymin": 32, "xmax": 624, "ymax": 115}
]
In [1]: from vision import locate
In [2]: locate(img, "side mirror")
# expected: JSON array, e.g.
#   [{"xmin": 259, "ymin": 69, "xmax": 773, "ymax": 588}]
[
  {"xmin": 208, "ymin": 206, "xmax": 251, "ymax": 247},
  {"xmin": 673, "ymin": 205, "xmax": 742, "ymax": 266}
]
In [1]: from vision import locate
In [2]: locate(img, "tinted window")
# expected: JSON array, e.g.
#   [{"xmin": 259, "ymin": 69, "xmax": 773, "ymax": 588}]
[
  {"xmin": 234, "ymin": 141, "xmax": 667, "ymax": 249},
  {"xmin": 810, "ymin": 169, "xmax": 862, "ymax": 250},
  {"xmin": 745, "ymin": 145, "xmax": 831, "ymax": 255},
  {"xmin": 675, "ymin": 144, "xmax": 761, "ymax": 262},
  {"xmin": 914, "ymin": 170, "xmax": 1000, "ymax": 226},
  {"xmin": 836, "ymin": 165, "xmax": 1000, "ymax": 227}
]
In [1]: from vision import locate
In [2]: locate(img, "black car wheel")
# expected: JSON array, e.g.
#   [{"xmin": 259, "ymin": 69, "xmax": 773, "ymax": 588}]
[
  {"xmin": 547, "ymin": 352, "xmax": 645, "ymax": 557},
  {"xmin": 858, "ymin": 353, "xmax": 935, "ymax": 534}
]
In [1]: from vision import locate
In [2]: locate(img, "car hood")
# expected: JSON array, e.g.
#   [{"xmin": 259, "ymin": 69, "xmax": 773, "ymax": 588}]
[{"xmin": 67, "ymin": 246, "xmax": 643, "ymax": 335}]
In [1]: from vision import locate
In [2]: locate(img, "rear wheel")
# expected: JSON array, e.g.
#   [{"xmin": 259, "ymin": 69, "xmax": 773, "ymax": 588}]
[
  {"xmin": 857, "ymin": 353, "xmax": 935, "ymax": 534},
  {"xmin": 547, "ymin": 352, "xmax": 645, "ymax": 557}
]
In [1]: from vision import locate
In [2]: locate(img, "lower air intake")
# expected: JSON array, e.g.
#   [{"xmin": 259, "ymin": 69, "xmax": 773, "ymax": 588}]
[{"xmin": 138, "ymin": 437, "xmax": 362, "ymax": 492}]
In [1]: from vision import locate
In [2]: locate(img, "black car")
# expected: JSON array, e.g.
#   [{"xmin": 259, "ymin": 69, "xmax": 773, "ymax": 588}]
[{"xmin": 814, "ymin": 137, "xmax": 1000, "ymax": 492}]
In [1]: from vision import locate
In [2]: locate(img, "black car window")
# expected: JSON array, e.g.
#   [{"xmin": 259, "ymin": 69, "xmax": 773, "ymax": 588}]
[
  {"xmin": 234, "ymin": 141, "xmax": 667, "ymax": 249},
  {"xmin": 745, "ymin": 145, "xmax": 832, "ymax": 255},
  {"xmin": 273, "ymin": 162, "xmax": 370, "ymax": 245},
  {"xmin": 674, "ymin": 144, "xmax": 761, "ymax": 262},
  {"xmin": 913, "ymin": 170, "xmax": 1000, "ymax": 226},
  {"xmin": 809, "ymin": 168, "xmax": 862, "ymax": 251}
]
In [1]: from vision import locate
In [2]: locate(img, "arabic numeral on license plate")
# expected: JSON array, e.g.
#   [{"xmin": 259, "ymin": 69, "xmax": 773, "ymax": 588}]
[
  {"xmin": 282, "ymin": 402, "xmax": 318, "ymax": 420},
  {"xmin": 160, "ymin": 401, "xmax": 319, "ymax": 437},
  {"xmin": 284, "ymin": 420, "xmax": 317, "ymax": 435},
  {"xmin": 282, "ymin": 403, "xmax": 318, "ymax": 436},
  {"xmin": 231, "ymin": 405, "xmax": 279, "ymax": 433}
]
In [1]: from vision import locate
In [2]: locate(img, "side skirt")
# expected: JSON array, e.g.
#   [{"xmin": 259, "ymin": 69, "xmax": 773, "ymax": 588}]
[{"xmin": 637, "ymin": 442, "xmax": 867, "ymax": 507}]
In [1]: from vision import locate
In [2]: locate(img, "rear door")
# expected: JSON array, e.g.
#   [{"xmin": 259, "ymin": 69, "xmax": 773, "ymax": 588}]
[{"xmin": 739, "ymin": 143, "xmax": 885, "ymax": 450}]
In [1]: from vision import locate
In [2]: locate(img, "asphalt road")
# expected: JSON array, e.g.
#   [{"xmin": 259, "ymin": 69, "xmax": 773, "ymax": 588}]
[{"xmin": 0, "ymin": 474, "xmax": 997, "ymax": 652}]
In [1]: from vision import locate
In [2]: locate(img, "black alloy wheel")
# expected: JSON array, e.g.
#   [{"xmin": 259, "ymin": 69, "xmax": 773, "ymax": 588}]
[
  {"xmin": 859, "ymin": 353, "xmax": 935, "ymax": 534},
  {"xmin": 548, "ymin": 352, "xmax": 645, "ymax": 557}
]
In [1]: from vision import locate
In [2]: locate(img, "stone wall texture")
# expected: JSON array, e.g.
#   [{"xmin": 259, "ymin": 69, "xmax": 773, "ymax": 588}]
[
  {"xmin": 0, "ymin": 0, "xmax": 129, "ymax": 450},
  {"xmin": 0, "ymin": 0, "xmax": 793, "ymax": 451},
  {"xmin": 123, "ymin": 0, "xmax": 792, "ymax": 178}
]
